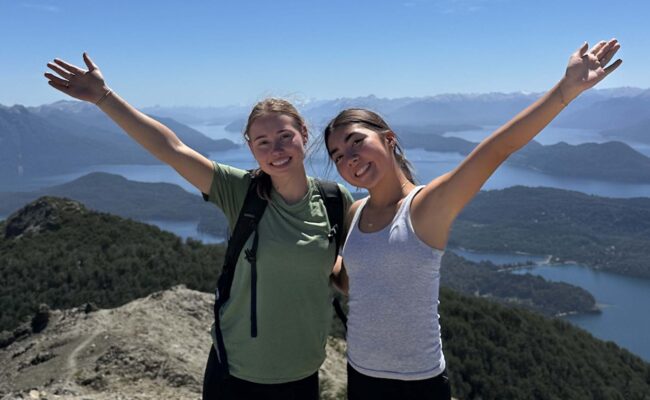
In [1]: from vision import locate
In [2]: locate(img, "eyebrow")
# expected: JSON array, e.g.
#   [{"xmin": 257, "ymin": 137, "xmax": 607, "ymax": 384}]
[
  {"xmin": 252, "ymin": 129, "xmax": 292, "ymax": 143},
  {"xmin": 328, "ymin": 131, "xmax": 359, "ymax": 156}
]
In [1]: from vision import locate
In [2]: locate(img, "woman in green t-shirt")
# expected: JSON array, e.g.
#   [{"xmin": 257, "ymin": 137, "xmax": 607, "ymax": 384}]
[{"xmin": 45, "ymin": 54, "xmax": 352, "ymax": 399}]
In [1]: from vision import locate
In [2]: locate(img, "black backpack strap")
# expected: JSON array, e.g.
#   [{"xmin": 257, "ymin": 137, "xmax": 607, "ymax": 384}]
[
  {"xmin": 315, "ymin": 180, "xmax": 345, "ymax": 258},
  {"xmin": 315, "ymin": 180, "xmax": 348, "ymax": 329},
  {"xmin": 212, "ymin": 175, "xmax": 267, "ymax": 377},
  {"xmin": 244, "ymin": 228, "xmax": 260, "ymax": 338}
]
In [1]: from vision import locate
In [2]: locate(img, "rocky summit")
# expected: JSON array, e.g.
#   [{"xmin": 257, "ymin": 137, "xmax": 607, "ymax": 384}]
[
  {"xmin": 0, "ymin": 286, "xmax": 348, "ymax": 400},
  {"xmin": 3, "ymin": 197, "xmax": 87, "ymax": 240}
]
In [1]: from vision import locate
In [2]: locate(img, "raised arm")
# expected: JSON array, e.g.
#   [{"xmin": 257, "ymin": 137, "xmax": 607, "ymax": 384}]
[
  {"xmin": 412, "ymin": 39, "xmax": 622, "ymax": 249},
  {"xmin": 44, "ymin": 53, "xmax": 214, "ymax": 194}
]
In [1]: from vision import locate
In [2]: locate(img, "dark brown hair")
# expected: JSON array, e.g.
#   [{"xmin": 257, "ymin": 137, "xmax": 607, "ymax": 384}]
[
  {"xmin": 243, "ymin": 98, "xmax": 307, "ymax": 199},
  {"xmin": 323, "ymin": 108, "xmax": 416, "ymax": 184}
]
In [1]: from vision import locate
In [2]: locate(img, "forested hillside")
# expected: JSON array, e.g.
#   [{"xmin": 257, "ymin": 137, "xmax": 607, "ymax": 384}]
[
  {"xmin": 451, "ymin": 186, "xmax": 650, "ymax": 278},
  {"xmin": 1, "ymin": 197, "xmax": 649, "ymax": 399},
  {"xmin": 0, "ymin": 197, "xmax": 225, "ymax": 331}
]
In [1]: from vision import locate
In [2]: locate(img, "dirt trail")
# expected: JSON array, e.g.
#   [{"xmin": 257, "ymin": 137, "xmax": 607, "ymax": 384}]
[{"xmin": 64, "ymin": 319, "xmax": 104, "ymax": 382}]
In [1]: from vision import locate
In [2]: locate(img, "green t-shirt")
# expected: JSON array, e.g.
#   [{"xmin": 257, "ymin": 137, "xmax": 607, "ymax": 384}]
[{"xmin": 205, "ymin": 162, "xmax": 353, "ymax": 384}]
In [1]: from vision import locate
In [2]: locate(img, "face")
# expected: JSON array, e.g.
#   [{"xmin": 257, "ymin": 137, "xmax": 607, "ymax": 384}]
[
  {"xmin": 327, "ymin": 124, "xmax": 395, "ymax": 189},
  {"xmin": 247, "ymin": 113, "xmax": 308, "ymax": 178}
]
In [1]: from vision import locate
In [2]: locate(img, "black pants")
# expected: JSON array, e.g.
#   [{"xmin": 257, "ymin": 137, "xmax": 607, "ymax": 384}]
[
  {"xmin": 347, "ymin": 363, "xmax": 451, "ymax": 400},
  {"xmin": 202, "ymin": 346, "xmax": 319, "ymax": 400}
]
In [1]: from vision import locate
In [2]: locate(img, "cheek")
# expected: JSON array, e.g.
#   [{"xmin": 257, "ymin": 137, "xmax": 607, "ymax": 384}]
[
  {"xmin": 335, "ymin": 162, "xmax": 355, "ymax": 183},
  {"xmin": 289, "ymin": 139, "xmax": 307, "ymax": 156},
  {"xmin": 250, "ymin": 146, "xmax": 269, "ymax": 165}
]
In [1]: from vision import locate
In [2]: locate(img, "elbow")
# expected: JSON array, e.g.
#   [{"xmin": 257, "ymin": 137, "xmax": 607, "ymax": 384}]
[
  {"xmin": 160, "ymin": 140, "xmax": 188, "ymax": 164},
  {"xmin": 481, "ymin": 138, "xmax": 514, "ymax": 164}
]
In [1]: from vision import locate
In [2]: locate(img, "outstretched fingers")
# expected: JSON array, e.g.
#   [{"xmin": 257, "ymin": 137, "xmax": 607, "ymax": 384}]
[
  {"xmin": 53, "ymin": 58, "xmax": 85, "ymax": 75},
  {"xmin": 599, "ymin": 41, "xmax": 621, "ymax": 67},
  {"xmin": 589, "ymin": 41, "xmax": 607, "ymax": 57},
  {"xmin": 604, "ymin": 58, "xmax": 623, "ymax": 76},
  {"xmin": 47, "ymin": 62, "xmax": 73, "ymax": 79},
  {"xmin": 83, "ymin": 52, "xmax": 98, "ymax": 71},
  {"xmin": 44, "ymin": 72, "xmax": 69, "ymax": 87},
  {"xmin": 576, "ymin": 41, "xmax": 589, "ymax": 57},
  {"xmin": 47, "ymin": 79, "xmax": 70, "ymax": 94}
]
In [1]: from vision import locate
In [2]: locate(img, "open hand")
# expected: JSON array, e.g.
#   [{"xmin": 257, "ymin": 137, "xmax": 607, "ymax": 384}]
[
  {"xmin": 561, "ymin": 39, "xmax": 622, "ymax": 101},
  {"xmin": 44, "ymin": 53, "xmax": 109, "ymax": 104}
]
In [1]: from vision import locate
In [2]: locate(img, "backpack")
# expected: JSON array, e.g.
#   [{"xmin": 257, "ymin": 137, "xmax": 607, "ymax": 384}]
[{"xmin": 210, "ymin": 175, "xmax": 347, "ymax": 378}]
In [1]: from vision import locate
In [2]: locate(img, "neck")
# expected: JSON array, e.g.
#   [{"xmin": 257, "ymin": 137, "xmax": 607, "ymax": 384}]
[
  {"xmin": 271, "ymin": 171, "xmax": 310, "ymax": 205},
  {"xmin": 366, "ymin": 170, "xmax": 414, "ymax": 208}
]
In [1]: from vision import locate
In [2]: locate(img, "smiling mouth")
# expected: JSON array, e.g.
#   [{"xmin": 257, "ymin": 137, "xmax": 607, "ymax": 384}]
[
  {"xmin": 355, "ymin": 163, "xmax": 370, "ymax": 177},
  {"xmin": 271, "ymin": 157, "xmax": 291, "ymax": 167}
]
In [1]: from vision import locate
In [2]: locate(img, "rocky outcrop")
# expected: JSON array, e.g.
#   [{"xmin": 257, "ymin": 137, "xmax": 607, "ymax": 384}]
[
  {"xmin": 0, "ymin": 286, "xmax": 347, "ymax": 400},
  {"xmin": 4, "ymin": 197, "xmax": 86, "ymax": 240}
]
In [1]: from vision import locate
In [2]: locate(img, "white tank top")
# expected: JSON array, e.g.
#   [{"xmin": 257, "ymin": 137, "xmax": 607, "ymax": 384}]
[{"xmin": 342, "ymin": 186, "xmax": 446, "ymax": 380}]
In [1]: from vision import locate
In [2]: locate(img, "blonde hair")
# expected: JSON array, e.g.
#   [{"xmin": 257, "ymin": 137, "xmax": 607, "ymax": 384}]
[{"xmin": 244, "ymin": 98, "xmax": 308, "ymax": 199}]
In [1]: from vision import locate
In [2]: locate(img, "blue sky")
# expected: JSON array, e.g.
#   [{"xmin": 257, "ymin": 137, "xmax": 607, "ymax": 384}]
[{"xmin": 1, "ymin": 0, "xmax": 648, "ymax": 107}]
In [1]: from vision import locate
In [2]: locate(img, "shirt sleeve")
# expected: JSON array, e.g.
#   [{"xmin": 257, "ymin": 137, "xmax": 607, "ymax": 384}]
[
  {"xmin": 338, "ymin": 184, "xmax": 354, "ymax": 214},
  {"xmin": 202, "ymin": 162, "xmax": 251, "ymax": 229}
]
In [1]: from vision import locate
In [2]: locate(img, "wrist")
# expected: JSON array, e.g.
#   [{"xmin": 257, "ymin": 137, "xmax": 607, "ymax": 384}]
[
  {"xmin": 95, "ymin": 86, "xmax": 113, "ymax": 107},
  {"xmin": 557, "ymin": 78, "xmax": 581, "ymax": 106}
]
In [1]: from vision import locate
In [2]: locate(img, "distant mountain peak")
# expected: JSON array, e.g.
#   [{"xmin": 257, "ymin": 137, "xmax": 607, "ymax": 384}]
[
  {"xmin": 2, "ymin": 104, "xmax": 30, "ymax": 115},
  {"xmin": 4, "ymin": 197, "xmax": 87, "ymax": 240},
  {"xmin": 29, "ymin": 100, "xmax": 96, "ymax": 115}
]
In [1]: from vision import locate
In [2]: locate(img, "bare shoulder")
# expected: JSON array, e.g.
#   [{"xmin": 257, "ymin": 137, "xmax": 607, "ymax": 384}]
[
  {"xmin": 410, "ymin": 173, "xmax": 454, "ymax": 251},
  {"xmin": 411, "ymin": 173, "xmax": 450, "ymax": 213},
  {"xmin": 344, "ymin": 199, "xmax": 365, "ymax": 232},
  {"xmin": 346, "ymin": 199, "xmax": 363, "ymax": 221}
]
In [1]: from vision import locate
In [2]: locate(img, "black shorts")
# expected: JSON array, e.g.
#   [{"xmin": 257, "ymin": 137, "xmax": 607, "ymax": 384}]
[
  {"xmin": 347, "ymin": 363, "xmax": 451, "ymax": 400},
  {"xmin": 202, "ymin": 346, "xmax": 319, "ymax": 400}
]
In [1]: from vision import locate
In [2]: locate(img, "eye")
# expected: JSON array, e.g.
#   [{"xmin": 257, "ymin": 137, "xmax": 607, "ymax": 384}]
[
  {"xmin": 333, "ymin": 155, "xmax": 343, "ymax": 164},
  {"xmin": 353, "ymin": 137, "xmax": 364, "ymax": 146}
]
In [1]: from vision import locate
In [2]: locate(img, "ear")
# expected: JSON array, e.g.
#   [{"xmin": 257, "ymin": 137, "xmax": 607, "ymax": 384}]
[
  {"xmin": 385, "ymin": 132, "xmax": 396, "ymax": 147},
  {"xmin": 301, "ymin": 125, "xmax": 308, "ymax": 145}
]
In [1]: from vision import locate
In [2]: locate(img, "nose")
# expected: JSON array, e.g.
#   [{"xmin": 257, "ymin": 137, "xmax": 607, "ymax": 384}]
[
  {"xmin": 272, "ymin": 139, "xmax": 284, "ymax": 153},
  {"xmin": 347, "ymin": 152, "xmax": 359, "ymax": 168}
]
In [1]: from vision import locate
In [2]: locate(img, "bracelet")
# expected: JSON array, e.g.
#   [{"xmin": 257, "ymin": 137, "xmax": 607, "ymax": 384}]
[{"xmin": 95, "ymin": 89, "xmax": 113, "ymax": 106}]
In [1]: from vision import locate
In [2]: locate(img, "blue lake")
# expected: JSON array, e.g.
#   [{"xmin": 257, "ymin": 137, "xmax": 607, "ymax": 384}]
[
  {"xmin": 145, "ymin": 219, "xmax": 224, "ymax": 244},
  {"xmin": 450, "ymin": 248, "xmax": 549, "ymax": 265},
  {"xmin": 451, "ymin": 248, "xmax": 650, "ymax": 362},
  {"xmin": 13, "ymin": 125, "xmax": 650, "ymax": 199}
]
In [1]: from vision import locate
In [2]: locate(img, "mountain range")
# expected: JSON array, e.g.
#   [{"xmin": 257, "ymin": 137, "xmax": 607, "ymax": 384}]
[
  {"xmin": 0, "ymin": 102, "xmax": 237, "ymax": 185},
  {"xmin": 129, "ymin": 87, "xmax": 650, "ymax": 132},
  {"xmin": 400, "ymin": 132, "xmax": 650, "ymax": 183},
  {"xmin": 0, "ymin": 172, "xmax": 228, "ymax": 236}
]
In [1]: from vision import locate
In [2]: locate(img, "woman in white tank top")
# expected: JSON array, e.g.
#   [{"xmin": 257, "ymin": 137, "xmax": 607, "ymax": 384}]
[{"xmin": 324, "ymin": 39, "xmax": 621, "ymax": 400}]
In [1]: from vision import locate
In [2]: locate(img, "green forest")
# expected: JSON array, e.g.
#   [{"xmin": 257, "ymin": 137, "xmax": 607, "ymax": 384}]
[
  {"xmin": 1, "ymin": 196, "xmax": 649, "ymax": 399},
  {"xmin": 451, "ymin": 186, "xmax": 650, "ymax": 278},
  {"xmin": 0, "ymin": 197, "xmax": 225, "ymax": 331},
  {"xmin": 441, "ymin": 252, "xmax": 597, "ymax": 316}
]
